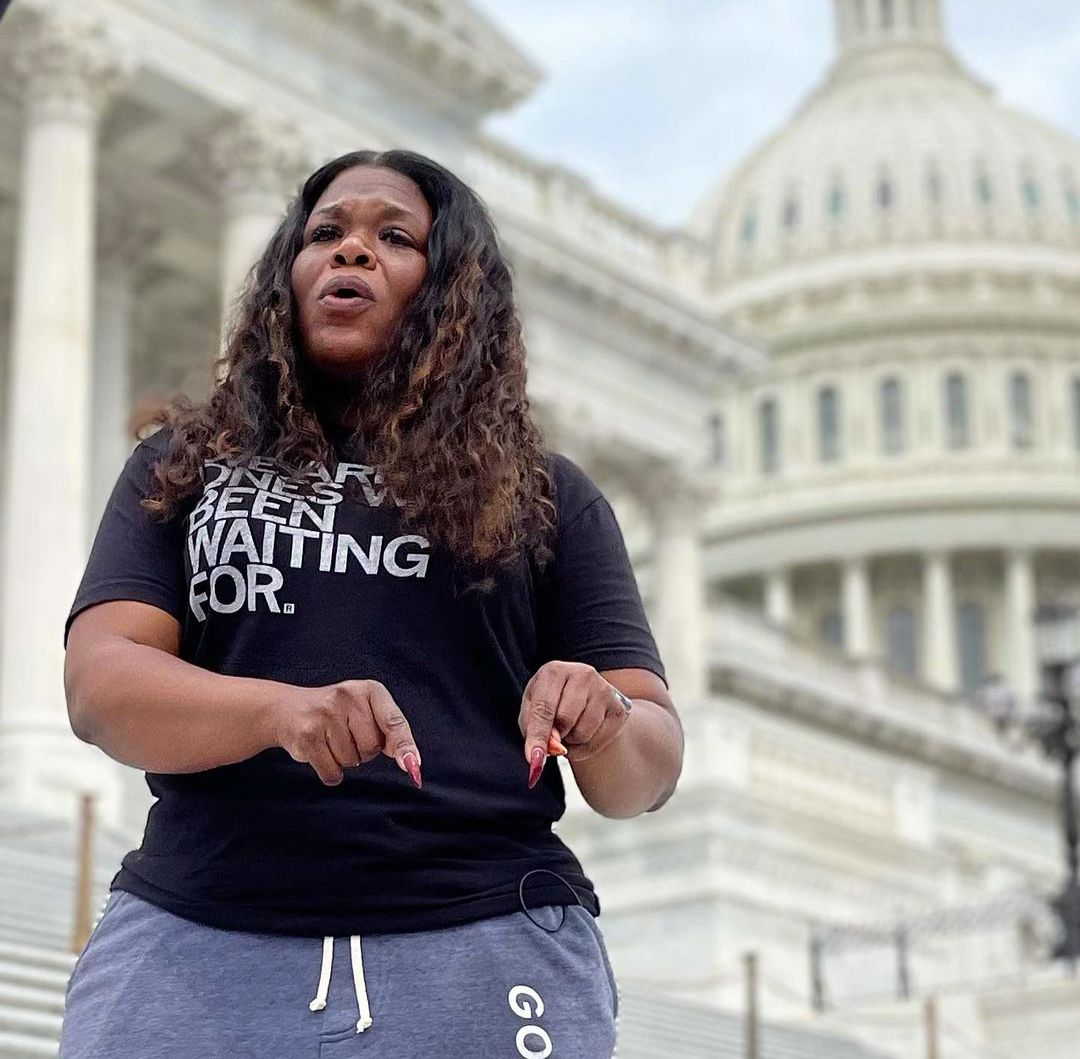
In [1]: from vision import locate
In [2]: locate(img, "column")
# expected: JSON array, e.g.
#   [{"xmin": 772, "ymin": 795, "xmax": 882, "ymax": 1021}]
[
  {"xmin": 841, "ymin": 555, "xmax": 872, "ymax": 658},
  {"xmin": 89, "ymin": 188, "xmax": 159, "ymax": 540},
  {"xmin": 647, "ymin": 470, "xmax": 715, "ymax": 703},
  {"xmin": 922, "ymin": 550, "xmax": 958, "ymax": 693},
  {"xmin": 764, "ymin": 566, "xmax": 793, "ymax": 628},
  {"xmin": 0, "ymin": 7, "xmax": 131, "ymax": 820},
  {"xmin": 210, "ymin": 111, "xmax": 308, "ymax": 339},
  {"xmin": 1003, "ymin": 548, "xmax": 1039, "ymax": 704}
]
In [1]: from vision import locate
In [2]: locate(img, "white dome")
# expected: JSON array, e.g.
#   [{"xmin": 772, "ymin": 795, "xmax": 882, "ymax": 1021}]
[{"xmin": 697, "ymin": 0, "xmax": 1080, "ymax": 286}]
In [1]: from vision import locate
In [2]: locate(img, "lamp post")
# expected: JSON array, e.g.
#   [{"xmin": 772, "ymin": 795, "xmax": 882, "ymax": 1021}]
[{"xmin": 976, "ymin": 602, "xmax": 1080, "ymax": 973}]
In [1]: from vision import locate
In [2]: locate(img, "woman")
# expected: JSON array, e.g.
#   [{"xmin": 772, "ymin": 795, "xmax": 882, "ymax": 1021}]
[{"xmin": 60, "ymin": 148, "xmax": 682, "ymax": 1058}]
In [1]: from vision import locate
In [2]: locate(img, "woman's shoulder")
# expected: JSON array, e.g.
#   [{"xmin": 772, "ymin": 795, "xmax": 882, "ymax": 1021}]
[
  {"xmin": 133, "ymin": 423, "xmax": 175, "ymax": 458},
  {"xmin": 544, "ymin": 449, "xmax": 605, "ymax": 526}
]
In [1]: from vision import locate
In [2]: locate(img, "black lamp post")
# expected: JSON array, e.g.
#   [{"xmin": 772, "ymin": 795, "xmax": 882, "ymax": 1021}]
[{"xmin": 976, "ymin": 601, "xmax": 1080, "ymax": 973}]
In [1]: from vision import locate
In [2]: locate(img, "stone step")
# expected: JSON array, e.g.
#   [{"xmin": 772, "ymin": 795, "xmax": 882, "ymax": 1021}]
[
  {"xmin": 0, "ymin": 1027, "xmax": 58, "ymax": 1058},
  {"xmin": 0, "ymin": 945, "xmax": 75, "ymax": 977},
  {"xmin": 0, "ymin": 1007, "xmax": 62, "ymax": 1043},
  {"xmin": 0, "ymin": 963, "xmax": 71, "ymax": 996},
  {"xmin": 0, "ymin": 981, "xmax": 64, "ymax": 1018}
]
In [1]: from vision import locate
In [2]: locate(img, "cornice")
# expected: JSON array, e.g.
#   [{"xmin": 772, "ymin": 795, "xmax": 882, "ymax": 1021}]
[
  {"xmin": 311, "ymin": 0, "xmax": 541, "ymax": 113},
  {"xmin": 709, "ymin": 664, "xmax": 1057, "ymax": 802}
]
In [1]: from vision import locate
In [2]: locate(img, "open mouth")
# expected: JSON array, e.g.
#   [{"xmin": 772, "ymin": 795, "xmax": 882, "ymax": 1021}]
[{"xmin": 319, "ymin": 289, "xmax": 375, "ymax": 312}]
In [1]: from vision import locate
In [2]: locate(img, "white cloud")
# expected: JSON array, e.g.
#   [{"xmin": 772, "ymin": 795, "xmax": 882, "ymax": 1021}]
[{"xmin": 469, "ymin": 1, "xmax": 1080, "ymax": 227}]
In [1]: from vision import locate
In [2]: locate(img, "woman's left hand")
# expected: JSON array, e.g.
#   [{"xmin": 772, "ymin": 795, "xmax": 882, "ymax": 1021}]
[{"xmin": 517, "ymin": 660, "xmax": 632, "ymax": 787}]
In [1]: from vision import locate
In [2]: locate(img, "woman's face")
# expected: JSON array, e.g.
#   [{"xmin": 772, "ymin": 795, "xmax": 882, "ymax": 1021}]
[{"xmin": 291, "ymin": 165, "xmax": 432, "ymax": 379}]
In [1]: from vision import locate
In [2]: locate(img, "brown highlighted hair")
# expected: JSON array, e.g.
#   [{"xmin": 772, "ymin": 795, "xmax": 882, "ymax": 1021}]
[{"xmin": 140, "ymin": 148, "xmax": 557, "ymax": 593}]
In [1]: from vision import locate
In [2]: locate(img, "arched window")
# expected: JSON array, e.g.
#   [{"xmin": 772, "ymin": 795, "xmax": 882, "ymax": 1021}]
[
  {"xmin": 926, "ymin": 163, "xmax": 944, "ymax": 206},
  {"xmin": 877, "ymin": 172, "xmax": 894, "ymax": 210},
  {"xmin": 957, "ymin": 602, "xmax": 987, "ymax": 694},
  {"xmin": 886, "ymin": 605, "xmax": 918, "ymax": 677},
  {"xmin": 854, "ymin": 0, "xmax": 867, "ymax": 32},
  {"xmin": 707, "ymin": 410, "xmax": 726, "ymax": 466},
  {"xmin": 944, "ymin": 373, "xmax": 969, "ymax": 449},
  {"xmin": 820, "ymin": 609, "xmax": 844, "ymax": 649},
  {"xmin": 1009, "ymin": 371, "xmax": 1033, "ymax": 450},
  {"xmin": 739, "ymin": 208, "xmax": 757, "ymax": 246},
  {"xmin": 1072, "ymin": 376, "xmax": 1080, "ymax": 451},
  {"xmin": 818, "ymin": 385, "xmax": 841, "ymax": 462},
  {"xmin": 881, "ymin": 0, "xmax": 895, "ymax": 29},
  {"xmin": 909, "ymin": 0, "xmax": 919, "ymax": 26},
  {"xmin": 760, "ymin": 398, "xmax": 781, "ymax": 474},
  {"xmin": 782, "ymin": 196, "xmax": 800, "ymax": 231},
  {"xmin": 976, "ymin": 164, "xmax": 994, "ymax": 204},
  {"xmin": 1065, "ymin": 176, "xmax": 1080, "ymax": 220},
  {"xmin": 880, "ymin": 376, "xmax": 905, "ymax": 454},
  {"xmin": 1021, "ymin": 175, "xmax": 1041, "ymax": 210},
  {"xmin": 828, "ymin": 180, "xmax": 846, "ymax": 219}
]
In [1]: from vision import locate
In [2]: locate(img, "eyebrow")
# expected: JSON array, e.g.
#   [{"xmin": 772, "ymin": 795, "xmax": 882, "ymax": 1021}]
[{"xmin": 312, "ymin": 201, "xmax": 420, "ymax": 225}]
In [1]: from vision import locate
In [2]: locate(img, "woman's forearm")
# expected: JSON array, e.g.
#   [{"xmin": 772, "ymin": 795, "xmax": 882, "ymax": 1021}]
[
  {"xmin": 567, "ymin": 698, "xmax": 683, "ymax": 819},
  {"xmin": 68, "ymin": 637, "xmax": 284, "ymax": 773}
]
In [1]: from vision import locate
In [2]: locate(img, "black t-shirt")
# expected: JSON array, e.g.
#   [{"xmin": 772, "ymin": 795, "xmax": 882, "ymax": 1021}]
[{"xmin": 64, "ymin": 427, "xmax": 667, "ymax": 936}]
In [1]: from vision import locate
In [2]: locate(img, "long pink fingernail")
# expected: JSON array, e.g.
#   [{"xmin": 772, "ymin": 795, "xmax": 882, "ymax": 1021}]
[
  {"xmin": 527, "ymin": 747, "xmax": 546, "ymax": 789},
  {"xmin": 403, "ymin": 752, "xmax": 422, "ymax": 789}
]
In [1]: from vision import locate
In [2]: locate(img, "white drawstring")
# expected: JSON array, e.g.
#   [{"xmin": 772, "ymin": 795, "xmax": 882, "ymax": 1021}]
[
  {"xmin": 308, "ymin": 936, "xmax": 333, "ymax": 1012},
  {"xmin": 308, "ymin": 934, "xmax": 374, "ymax": 1033},
  {"xmin": 350, "ymin": 935, "xmax": 374, "ymax": 1033}
]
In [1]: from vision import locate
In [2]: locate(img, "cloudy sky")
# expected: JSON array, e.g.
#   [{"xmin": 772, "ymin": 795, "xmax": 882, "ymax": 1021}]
[{"xmin": 468, "ymin": 1, "xmax": 1080, "ymax": 228}]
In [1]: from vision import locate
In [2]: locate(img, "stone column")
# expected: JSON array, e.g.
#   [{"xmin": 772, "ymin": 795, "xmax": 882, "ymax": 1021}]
[
  {"xmin": 764, "ymin": 566, "xmax": 793, "ymax": 628},
  {"xmin": 89, "ymin": 188, "xmax": 159, "ymax": 541},
  {"xmin": 646, "ymin": 470, "xmax": 715, "ymax": 704},
  {"xmin": 841, "ymin": 555, "xmax": 872, "ymax": 658},
  {"xmin": 922, "ymin": 549, "xmax": 958, "ymax": 693},
  {"xmin": 1003, "ymin": 548, "xmax": 1039, "ymax": 704},
  {"xmin": 0, "ymin": 7, "xmax": 131, "ymax": 822},
  {"xmin": 209, "ymin": 112, "xmax": 308, "ymax": 341}
]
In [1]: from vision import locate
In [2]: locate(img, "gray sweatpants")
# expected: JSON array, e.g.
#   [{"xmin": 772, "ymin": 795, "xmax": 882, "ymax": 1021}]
[{"xmin": 58, "ymin": 884, "xmax": 618, "ymax": 1058}]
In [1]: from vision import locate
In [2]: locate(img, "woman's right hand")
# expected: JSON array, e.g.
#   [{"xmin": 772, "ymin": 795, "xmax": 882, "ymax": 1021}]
[{"xmin": 271, "ymin": 679, "xmax": 422, "ymax": 788}]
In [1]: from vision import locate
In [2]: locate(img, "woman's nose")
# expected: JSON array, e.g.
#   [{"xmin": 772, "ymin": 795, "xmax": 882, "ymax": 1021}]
[{"xmin": 333, "ymin": 235, "xmax": 376, "ymax": 267}]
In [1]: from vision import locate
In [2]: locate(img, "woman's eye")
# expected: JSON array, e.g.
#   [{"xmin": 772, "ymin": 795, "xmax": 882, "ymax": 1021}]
[{"xmin": 308, "ymin": 225, "xmax": 414, "ymax": 246}]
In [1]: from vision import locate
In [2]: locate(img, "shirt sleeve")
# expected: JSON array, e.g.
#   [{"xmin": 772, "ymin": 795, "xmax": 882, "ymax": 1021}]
[
  {"xmin": 64, "ymin": 434, "xmax": 188, "ymax": 648},
  {"xmin": 536, "ymin": 493, "xmax": 669, "ymax": 689}
]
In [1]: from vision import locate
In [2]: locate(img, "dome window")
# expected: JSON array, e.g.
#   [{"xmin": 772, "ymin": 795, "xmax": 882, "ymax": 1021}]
[
  {"xmin": 880, "ymin": 376, "xmax": 905, "ymax": 454},
  {"xmin": 1065, "ymin": 182, "xmax": 1080, "ymax": 220},
  {"xmin": 926, "ymin": 164, "xmax": 944, "ymax": 206},
  {"xmin": 957, "ymin": 601, "xmax": 987, "ymax": 695},
  {"xmin": 759, "ymin": 397, "xmax": 781, "ymax": 474},
  {"xmin": 944, "ymin": 372, "xmax": 969, "ymax": 449},
  {"xmin": 782, "ymin": 196, "xmax": 800, "ymax": 231},
  {"xmin": 819, "ymin": 609, "xmax": 844, "ymax": 650},
  {"xmin": 707, "ymin": 410, "xmax": 726, "ymax": 466},
  {"xmin": 818, "ymin": 385, "xmax": 842, "ymax": 462},
  {"xmin": 1021, "ymin": 176, "xmax": 1040, "ymax": 210},
  {"xmin": 1009, "ymin": 371, "xmax": 1033, "ymax": 450},
  {"xmin": 739, "ymin": 208, "xmax": 757, "ymax": 246},
  {"xmin": 975, "ymin": 166, "xmax": 994, "ymax": 205},
  {"xmin": 828, "ymin": 181, "xmax": 846, "ymax": 218},
  {"xmin": 877, "ymin": 172, "xmax": 894, "ymax": 210},
  {"xmin": 1071, "ymin": 376, "xmax": 1080, "ymax": 451},
  {"xmin": 885, "ymin": 604, "xmax": 918, "ymax": 678}
]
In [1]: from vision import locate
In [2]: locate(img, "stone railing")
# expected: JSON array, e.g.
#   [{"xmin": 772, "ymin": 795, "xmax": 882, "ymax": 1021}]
[
  {"xmin": 705, "ymin": 599, "xmax": 1054, "ymax": 793},
  {"xmin": 466, "ymin": 133, "xmax": 711, "ymax": 293}
]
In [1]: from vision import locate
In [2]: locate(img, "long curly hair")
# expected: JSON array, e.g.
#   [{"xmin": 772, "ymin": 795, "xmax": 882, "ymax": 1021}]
[{"xmin": 139, "ymin": 148, "xmax": 557, "ymax": 593}]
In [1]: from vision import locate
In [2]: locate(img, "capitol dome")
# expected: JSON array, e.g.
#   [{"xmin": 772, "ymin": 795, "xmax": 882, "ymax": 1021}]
[{"xmin": 696, "ymin": 0, "xmax": 1080, "ymax": 293}]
